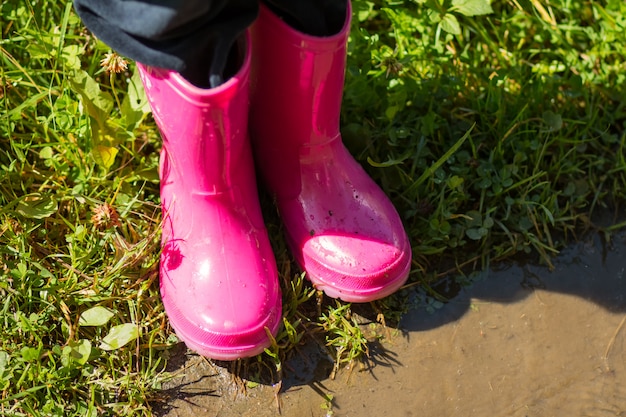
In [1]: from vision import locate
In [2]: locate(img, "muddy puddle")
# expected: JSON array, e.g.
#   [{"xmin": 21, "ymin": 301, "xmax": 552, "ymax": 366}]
[{"xmin": 154, "ymin": 231, "xmax": 626, "ymax": 417}]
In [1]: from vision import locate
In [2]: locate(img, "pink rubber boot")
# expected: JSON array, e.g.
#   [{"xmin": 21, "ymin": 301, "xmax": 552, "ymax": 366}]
[
  {"xmin": 249, "ymin": 3, "xmax": 411, "ymax": 302},
  {"xmin": 137, "ymin": 35, "xmax": 281, "ymax": 360}
]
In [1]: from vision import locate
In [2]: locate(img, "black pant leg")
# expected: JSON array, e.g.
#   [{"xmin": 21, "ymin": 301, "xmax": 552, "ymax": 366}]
[
  {"xmin": 74, "ymin": 0, "xmax": 348, "ymax": 87},
  {"xmin": 74, "ymin": 0, "xmax": 257, "ymax": 87}
]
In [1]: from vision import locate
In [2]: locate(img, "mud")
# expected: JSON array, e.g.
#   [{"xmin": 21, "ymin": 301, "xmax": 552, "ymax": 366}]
[{"xmin": 154, "ymin": 231, "xmax": 626, "ymax": 417}]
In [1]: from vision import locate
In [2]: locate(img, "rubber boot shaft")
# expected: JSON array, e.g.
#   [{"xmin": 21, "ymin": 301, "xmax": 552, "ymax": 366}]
[{"xmin": 138, "ymin": 34, "xmax": 282, "ymax": 359}]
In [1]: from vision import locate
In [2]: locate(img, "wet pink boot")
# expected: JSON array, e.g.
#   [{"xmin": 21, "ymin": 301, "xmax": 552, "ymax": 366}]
[
  {"xmin": 249, "ymin": 3, "xmax": 411, "ymax": 302},
  {"xmin": 137, "ymin": 35, "xmax": 281, "ymax": 360}
]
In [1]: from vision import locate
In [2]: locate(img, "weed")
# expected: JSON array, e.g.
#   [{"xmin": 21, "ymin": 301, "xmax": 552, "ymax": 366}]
[{"xmin": 319, "ymin": 302, "xmax": 369, "ymax": 378}]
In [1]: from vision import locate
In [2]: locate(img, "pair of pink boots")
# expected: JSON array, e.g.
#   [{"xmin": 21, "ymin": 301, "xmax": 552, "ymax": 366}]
[{"xmin": 137, "ymin": 3, "xmax": 411, "ymax": 360}]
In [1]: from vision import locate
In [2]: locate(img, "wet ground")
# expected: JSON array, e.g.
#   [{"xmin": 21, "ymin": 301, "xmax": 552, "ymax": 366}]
[{"xmin": 154, "ymin": 231, "xmax": 626, "ymax": 417}]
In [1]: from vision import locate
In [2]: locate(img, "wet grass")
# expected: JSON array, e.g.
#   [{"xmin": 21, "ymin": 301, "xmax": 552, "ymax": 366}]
[{"xmin": 1, "ymin": 0, "xmax": 626, "ymax": 415}]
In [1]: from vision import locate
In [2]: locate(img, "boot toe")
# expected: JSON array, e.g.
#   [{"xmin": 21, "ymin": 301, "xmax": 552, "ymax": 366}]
[
  {"xmin": 159, "ymin": 240, "xmax": 282, "ymax": 360},
  {"xmin": 301, "ymin": 233, "xmax": 411, "ymax": 302}
]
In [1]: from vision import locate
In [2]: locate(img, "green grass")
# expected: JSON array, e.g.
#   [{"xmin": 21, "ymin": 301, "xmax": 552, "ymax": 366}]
[{"xmin": 2, "ymin": 0, "xmax": 626, "ymax": 415}]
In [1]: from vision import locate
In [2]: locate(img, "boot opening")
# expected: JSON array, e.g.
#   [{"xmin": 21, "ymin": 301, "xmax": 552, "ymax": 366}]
[
  {"xmin": 182, "ymin": 35, "xmax": 246, "ymax": 89},
  {"xmin": 208, "ymin": 38, "xmax": 244, "ymax": 88}
]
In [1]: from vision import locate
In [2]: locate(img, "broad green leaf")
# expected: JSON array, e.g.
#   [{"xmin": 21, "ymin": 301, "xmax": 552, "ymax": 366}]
[
  {"xmin": 542, "ymin": 111, "xmax": 563, "ymax": 131},
  {"xmin": 99, "ymin": 323, "xmax": 138, "ymax": 351},
  {"xmin": 483, "ymin": 217, "xmax": 495, "ymax": 228},
  {"xmin": 121, "ymin": 69, "xmax": 151, "ymax": 131},
  {"xmin": 466, "ymin": 227, "xmax": 488, "ymax": 240},
  {"xmin": 519, "ymin": 216, "xmax": 534, "ymax": 231},
  {"xmin": 39, "ymin": 146, "xmax": 54, "ymax": 159},
  {"xmin": 427, "ymin": 8, "xmax": 442, "ymax": 24},
  {"xmin": 440, "ymin": 13, "xmax": 461, "ymax": 35},
  {"xmin": 61, "ymin": 45, "xmax": 82, "ymax": 70},
  {"xmin": 385, "ymin": 104, "xmax": 401, "ymax": 120},
  {"xmin": 354, "ymin": 1, "xmax": 375, "ymax": 22},
  {"xmin": 15, "ymin": 193, "xmax": 58, "ymax": 219},
  {"xmin": 451, "ymin": 0, "xmax": 494, "ymax": 16},
  {"xmin": 52, "ymin": 94, "xmax": 77, "ymax": 130},
  {"xmin": 64, "ymin": 340, "xmax": 92, "ymax": 366},
  {"xmin": 69, "ymin": 70, "xmax": 114, "ymax": 123},
  {"xmin": 21, "ymin": 346, "xmax": 41, "ymax": 362},
  {"xmin": 26, "ymin": 33, "xmax": 55, "ymax": 60},
  {"xmin": 465, "ymin": 210, "xmax": 483, "ymax": 228},
  {"xmin": 447, "ymin": 175, "xmax": 464, "ymax": 189},
  {"xmin": 0, "ymin": 351, "xmax": 9, "ymax": 374},
  {"xmin": 93, "ymin": 144, "xmax": 119, "ymax": 169},
  {"xmin": 79, "ymin": 306, "xmax": 115, "ymax": 327}
]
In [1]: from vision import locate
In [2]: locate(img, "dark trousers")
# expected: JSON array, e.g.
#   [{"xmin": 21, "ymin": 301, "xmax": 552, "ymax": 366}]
[{"xmin": 74, "ymin": 0, "xmax": 347, "ymax": 87}]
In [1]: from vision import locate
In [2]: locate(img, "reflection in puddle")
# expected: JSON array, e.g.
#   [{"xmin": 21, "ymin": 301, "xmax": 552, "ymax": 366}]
[{"xmin": 156, "ymin": 232, "xmax": 626, "ymax": 417}]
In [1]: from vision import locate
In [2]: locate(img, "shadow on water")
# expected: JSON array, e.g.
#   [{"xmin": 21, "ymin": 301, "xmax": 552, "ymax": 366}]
[{"xmin": 402, "ymin": 231, "xmax": 626, "ymax": 333}]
